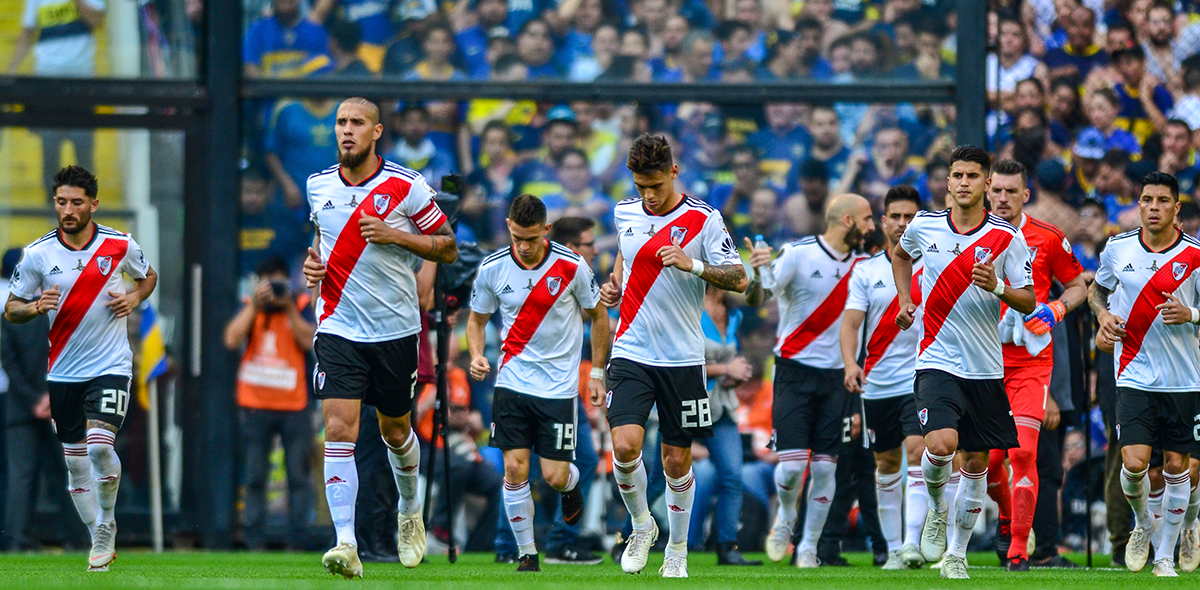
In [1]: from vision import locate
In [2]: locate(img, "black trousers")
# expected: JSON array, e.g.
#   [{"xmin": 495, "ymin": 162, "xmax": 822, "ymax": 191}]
[
  {"xmin": 1031, "ymin": 423, "xmax": 1066, "ymax": 560},
  {"xmin": 3, "ymin": 421, "xmax": 80, "ymax": 549},
  {"xmin": 430, "ymin": 438, "xmax": 502, "ymax": 552},
  {"xmin": 355, "ymin": 406, "xmax": 398, "ymax": 557},
  {"xmin": 239, "ymin": 407, "xmax": 313, "ymax": 549}
]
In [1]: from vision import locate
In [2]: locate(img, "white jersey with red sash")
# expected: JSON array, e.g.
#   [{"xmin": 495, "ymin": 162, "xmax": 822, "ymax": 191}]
[
  {"xmin": 612, "ymin": 195, "xmax": 741, "ymax": 367},
  {"xmin": 10, "ymin": 224, "xmax": 150, "ymax": 382},
  {"xmin": 772, "ymin": 235, "xmax": 867, "ymax": 369},
  {"xmin": 898, "ymin": 209, "xmax": 1032, "ymax": 379},
  {"xmin": 1095, "ymin": 229, "xmax": 1200, "ymax": 392},
  {"xmin": 469, "ymin": 241, "xmax": 599, "ymax": 399},
  {"xmin": 845, "ymin": 251, "xmax": 924, "ymax": 399},
  {"xmin": 307, "ymin": 158, "xmax": 446, "ymax": 342}
]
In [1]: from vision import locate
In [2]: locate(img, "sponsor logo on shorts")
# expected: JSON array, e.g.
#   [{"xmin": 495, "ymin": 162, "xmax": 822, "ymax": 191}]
[{"xmin": 918, "ymin": 408, "xmax": 928, "ymax": 426}]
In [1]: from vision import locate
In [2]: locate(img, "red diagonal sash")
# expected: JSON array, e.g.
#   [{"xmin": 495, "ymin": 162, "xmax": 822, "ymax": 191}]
[
  {"xmin": 500, "ymin": 257, "xmax": 580, "ymax": 367},
  {"xmin": 778, "ymin": 259, "xmax": 860, "ymax": 358},
  {"xmin": 1118, "ymin": 246, "xmax": 1200, "ymax": 377},
  {"xmin": 863, "ymin": 267, "xmax": 923, "ymax": 376},
  {"xmin": 920, "ymin": 229, "xmax": 1015, "ymax": 354},
  {"xmin": 48, "ymin": 238, "xmax": 129, "ymax": 371},
  {"xmin": 320, "ymin": 176, "xmax": 411, "ymax": 324},
  {"xmin": 614, "ymin": 209, "xmax": 709, "ymax": 341}
]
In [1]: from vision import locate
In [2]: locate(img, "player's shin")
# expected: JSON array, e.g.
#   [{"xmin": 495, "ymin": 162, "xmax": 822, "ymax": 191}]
[
  {"xmin": 921, "ymin": 450, "xmax": 954, "ymax": 513},
  {"xmin": 876, "ymin": 470, "xmax": 904, "ymax": 551},
  {"xmin": 665, "ymin": 469, "xmax": 696, "ymax": 556},
  {"xmin": 504, "ymin": 479, "xmax": 537, "ymax": 557},
  {"xmin": 64, "ymin": 443, "xmax": 99, "ymax": 538},
  {"xmin": 773, "ymin": 450, "xmax": 809, "ymax": 524},
  {"xmin": 614, "ymin": 454, "xmax": 652, "ymax": 530},
  {"xmin": 947, "ymin": 469, "xmax": 987, "ymax": 558},
  {"xmin": 1008, "ymin": 423, "xmax": 1041, "ymax": 559},
  {"xmin": 903, "ymin": 467, "xmax": 929, "ymax": 546},
  {"xmin": 86, "ymin": 428, "xmax": 120, "ymax": 525},
  {"xmin": 796, "ymin": 455, "xmax": 837, "ymax": 553},
  {"xmin": 1156, "ymin": 470, "xmax": 1191, "ymax": 562},
  {"xmin": 986, "ymin": 449, "xmax": 1012, "ymax": 521},
  {"xmin": 1122, "ymin": 466, "xmax": 1153, "ymax": 529},
  {"xmin": 1186, "ymin": 483, "xmax": 1200, "ymax": 527},
  {"xmin": 324, "ymin": 442, "xmax": 359, "ymax": 547},
  {"xmin": 386, "ymin": 430, "xmax": 422, "ymax": 516},
  {"xmin": 945, "ymin": 471, "xmax": 961, "ymax": 529}
]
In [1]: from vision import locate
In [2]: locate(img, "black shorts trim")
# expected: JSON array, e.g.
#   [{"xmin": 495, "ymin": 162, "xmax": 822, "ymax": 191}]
[
  {"xmin": 48, "ymin": 375, "xmax": 131, "ymax": 443},
  {"xmin": 313, "ymin": 333, "xmax": 419, "ymax": 418},
  {"xmin": 1115, "ymin": 387, "xmax": 1200, "ymax": 454},
  {"xmin": 770, "ymin": 358, "xmax": 852, "ymax": 455},
  {"xmin": 913, "ymin": 369, "xmax": 1018, "ymax": 452},
  {"xmin": 862, "ymin": 394, "xmax": 922, "ymax": 451},
  {"xmin": 488, "ymin": 387, "xmax": 577, "ymax": 461},
  {"xmin": 605, "ymin": 358, "xmax": 710, "ymax": 447}
]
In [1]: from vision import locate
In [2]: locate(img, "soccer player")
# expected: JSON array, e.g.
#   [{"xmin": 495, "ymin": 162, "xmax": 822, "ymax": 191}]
[
  {"xmin": 839, "ymin": 186, "xmax": 927, "ymax": 570},
  {"xmin": 466, "ymin": 195, "xmax": 611, "ymax": 572},
  {"xmin": 892, "ymin": 145, "xmax": 1036, "ymax": 579},
  {"xmin": 5, "ymin": 165, "xmax": 158, "ymax": 572},
  {"xmin": 1088, "ymin": 171, "xmax": 1200, "ymax": 577},
  {"xmin": 984, "ymin": 159, "xmax": 1088, "ymax": 570},
  {"xmin": 598, "ymin": 134, "xmax": 747, "ymax": 578},
  {"xmin": 302, "ymin": 97, "xmax": 458, "ymax": 578},
  {"xmin": 754, "ymin": 193, "xmax": 874, "ymax": 568}
]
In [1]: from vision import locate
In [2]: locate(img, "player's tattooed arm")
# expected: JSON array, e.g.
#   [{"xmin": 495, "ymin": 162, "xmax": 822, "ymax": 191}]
[
  {"xmin": 1087, "ymin": 281, "xmax": 1111, "ymax": 318},
  {"xmin": 1089, "ymin": 281, "xmax": 1128, "ymax": 346},
  {"xmin": 701, "ymin": 263, "xmax": 748, "ymax": 293},
  {"xmin": 390, "ymin": 222, "xmax": 459, "ymax": 264},
  {"xmin": 4, "ymin": 289, "xmax": 59, "ymax": 324}
]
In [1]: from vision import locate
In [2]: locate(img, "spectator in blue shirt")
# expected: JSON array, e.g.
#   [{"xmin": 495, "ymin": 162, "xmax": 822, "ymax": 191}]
[
  {"xmin": 515, "ymin": 18, "xmax": 563, "ymax": 78},
  {"xmin": 455, "ymin": 0, "xmax": 509, "ymax": 78},
  {"xmin": 1084, "ymin": 88, "xmax": 1142, "ymax": 156},
  {"xmin": 1071, "ymin": 198, "xmax": 1106, "ymax": 275},
  {"xmin": 403, "ymin": 24, "xmax": 468, "ymax": 81},
  {"xmin": 709, "ymin": 145, "xmax": 763, "ymax": 228},
  {"xmin": 389, "ymin": 105, "xmax": 456, "ymax": 190},
  {"xmin": 244, "ymin": 0, "xmax": 331, "ymax": 77},
  {"xmin": 1159, "ymin": 118, "xmax": 1200, "ymax": 196},
  {"xmin": 647, "ymin": 15, "xmax": 690, "ymax": 80},
  {"xmin": 310, "ymin": 0, "xmax": 397, "ymax": 71},
  {"xmin": 239, "ymin": 165, "xmax": 309, "ymax": 277},
  {"xmin": 797, "ymin": 106, "xmax": 852, "ymax": 191},
  {"xmin": 1111, "ymin": 45, "xmax": 1172, "ymax": 145},
  {"xmin": 747, "ymin": 103, "xmax": 810, "ymax": 192},
  {"xmin": 264, "ymin": 98, "xmax": 337, "ymax": 223},
  {"xmin": 513, "ymin": 111, "xmax": 578, "ymax": 197},
  {"xmin": 325, "ymin": 18, "xmax": 374, "ymax": 77},
  {"xmin": 655, "ymin": 30, "xmax": 716, "ymax": 82},
  {"xmin": 1043, "ymin": 5, "xmax": 1108, "ymax": 81},
  {"xmin": 542, "ymin": 148, "xmax": 614, "ymax": 230}
]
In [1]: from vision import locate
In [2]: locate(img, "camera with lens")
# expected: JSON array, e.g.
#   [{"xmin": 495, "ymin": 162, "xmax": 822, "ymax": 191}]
[{"xmin": 263, "ymin": 279, "xmax": 290, "ymax": 311}]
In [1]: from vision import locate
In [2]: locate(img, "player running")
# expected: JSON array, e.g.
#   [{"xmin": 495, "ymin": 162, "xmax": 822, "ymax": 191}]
[
  {"xmin": 892, "ymin": 146, "xmax": 1035, "ymax": 579},
  {"xmin": 6, "ymin": 165, "xmax": 158, "ymax": 572},
  {"xmin": 1089, "ymin": 171, "xmax": 1200, "ymax": 577},
  {"xmin": 753, "ymin": 193, "xmax": 874, "ymax": 567},
  {"xmin": 302, "ymin": 97, "xmax": 458, "ymax": 578},
  {"xmin": 466, "ymin": 195, "xmax": 611, "ymax": 573},
  {"xmin": 839, "ymin": 186, "xmax": 927, "ymax": 570},
  {"xmin": 984, "ymin": 159, "xmax": 1088, "ymax": 571},
  {"xmin": 599, "ymin": 134, "xmax": 747, "ymax": 578}
]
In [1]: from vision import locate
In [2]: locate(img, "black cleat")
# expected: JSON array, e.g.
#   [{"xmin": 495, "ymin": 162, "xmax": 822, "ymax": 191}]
[
  {"xmin": 1007, "ymin": 556, "xmax": 1030, "ymax": 571},
  {"xmin": 717, "ymin": 543, "xmax": 762, "ymax": 566},
  {"xmin": 1030, "ymin": 555, "xmax": 1081, "ymax": 569},
  {"xmin": 561, "ymin": 487, "xmax": 585, "ymax": 527},
  {"xmin": 517, "ymin": 554, "xmax": 540, "ymax": 572},
  {"xmin": 995, "ymin": 517, "xmax": 1012, "ymax": 564},
  {"xmin": 545, "ymin": 546, "xmax": 604, "ymax": 565}
]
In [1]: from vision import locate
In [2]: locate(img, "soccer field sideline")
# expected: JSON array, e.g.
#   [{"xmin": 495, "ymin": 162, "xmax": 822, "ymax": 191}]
[{"xmin": 0, "ymin": 551, "xmax": 1160, "ymax": 590}]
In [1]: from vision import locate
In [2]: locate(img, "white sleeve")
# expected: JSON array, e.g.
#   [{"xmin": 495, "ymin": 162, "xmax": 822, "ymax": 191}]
[
  {"xmin": 844, "ymin": 263, "xmax": 870, "ymax": 312},
  {"xmin": 8, "ymin": 249, "xmax": 41, "ymax": 300},
  {"xmin": 898, "ymin": 214, "xmax": 923, "ymax": 259},
  {"xmin": 468, "ymin": 265, "xmax": 498, "ymax": 315},
  {"xmin": 397, "ymin": 174, "xmax": 447, "ymax": 235},
  {"xmin": 699, "ymin": 212, "xmax": 741, "ymax": 266},
  {"xmin": 307, "ymin": 175, "xmax": 321, "ymax": 228},
  {"xmin": 773, "ymin": 243, "xmax": 796, "ymax": 290},
  {"xmin": 1095, "ymin": 238, "xmax": 1118, "ymax": 291},
  {"xmin": 999, "ymin": 231, "xmax": 1033, "ymax": 289},
  {"xmin": 573, "ymin": 262, "xmax": 600, "ymax": 310},
  {"xmin": 121, "ymin": 237, "xmax": 150, "ymax": 280}
]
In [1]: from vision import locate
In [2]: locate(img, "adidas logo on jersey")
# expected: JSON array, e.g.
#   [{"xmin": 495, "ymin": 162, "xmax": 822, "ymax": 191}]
[
  {"xmin": 811, "ymin": 270, "xmax": 822, "ymax": 278},
  {"xmin": 872, "ymin": 280, "xmax": 886, "ymax": 289},
  {"xmin": 1122, "ymin": 263, "xmax": 1135, "ymax": 272},
  {"xmin": 500, "ymin": 285, "xmax": 514, "ymax": 295},
  {"xmin": 47, "ymin": 266, "xmax": 62, "ymax": 276},
  {"xmin": 322, "ymin": 200, "xmax": 334, "ymax": 210},
  {"xmin": 623, "ymin": 227, "xmax": 634, "ymax": 236},
  {"xmin": 926, "ymin": 244, "xmax": 938, "ymax": 253}
]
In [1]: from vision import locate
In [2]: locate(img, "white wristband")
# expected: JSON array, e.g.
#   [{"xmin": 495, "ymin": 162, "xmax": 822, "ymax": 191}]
[
  {"xmin": 991, "ymin": 283, "xmax": 1005, "ymax": 297},
  {"xmin": 1191, "ymin": 307, "xmax": 1200, "ymax": 324},
  {"xmin": 590, "ymin": 367, "xmax": 606, "ymax": 380},
  {"xmin": 690, "ymin": 258, "xmax": 705, "ymax": 277}
]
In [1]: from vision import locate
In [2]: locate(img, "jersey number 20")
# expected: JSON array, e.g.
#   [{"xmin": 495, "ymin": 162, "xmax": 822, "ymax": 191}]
[{"xmin": 100, "ymin": 388, "xmax": 130, "ymax": 418}]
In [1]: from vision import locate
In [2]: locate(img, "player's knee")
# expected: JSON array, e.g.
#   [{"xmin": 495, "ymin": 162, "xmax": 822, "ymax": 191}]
[
  {"xmin": 661, "ymin": 452, "xmax": 690, "ymax": 479},
  {"xmin": 544, "ymin": 467, "xmax": 570, "ymax": 491},
  {"xmin": 875, "ymin": 456, "xmax": 901, "ymax": 475},
  {"xmin": 611, "ymin": 434, "xmax": 642, "ymax": 463},
  {"xmin": 87, "ymin": 440, "xmax": 117, "ymax": 465},
  {"xmin": 1165, "ymin": 453, "xmax": 1190, "ymax": 475},
  {"xmin": 504, "ymin": 462, "xmax": 529, "ymax": 484},
  {"xmin": 1121, "ymin": 450, "xmax": 1150, "ymax": 474},
  {"xmin": 1010, "ymin": 446, "xmax": 1036, "ymax": 468}
]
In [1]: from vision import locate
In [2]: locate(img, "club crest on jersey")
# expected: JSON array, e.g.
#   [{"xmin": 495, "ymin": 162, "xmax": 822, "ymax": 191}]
[
  {"xmin": 96, "ymin": 256, "xmax": 113, "ymax": 276},
  {"xmin": 670, "ymin": 226, "xmax": 687, "ymax": 245},
  {"xmin": 918, "ymin": 408, "xmax": 928, "ymax": 426},
  {"xmin": 546, "ymin": 276, "xmax": 562, "ymax": 295},
  {"xmin": 974, "ymin": 246, "xmax": 991, "ymax": 263},
  {"xmin": 1174, "ymin": 262, "xmax": 1188, "ymax": 281},
  {"xmin": 374, "ymin": 194, "xmax": 390, "ymax": 215},
  {"xmin": 1027, "ymin": 247, "xmax": 1038, "ymax": 263}
]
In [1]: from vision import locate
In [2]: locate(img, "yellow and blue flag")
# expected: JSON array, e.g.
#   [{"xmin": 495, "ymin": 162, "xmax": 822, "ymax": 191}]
[{"xmin": 137, "ymin": 301, "xmax": 170, "ymax": 409}]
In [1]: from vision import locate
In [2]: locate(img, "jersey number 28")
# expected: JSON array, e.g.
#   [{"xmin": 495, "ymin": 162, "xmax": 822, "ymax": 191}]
[{"xmin": 681, "ymin": 399, "xmax": 712, "ymax": 429}]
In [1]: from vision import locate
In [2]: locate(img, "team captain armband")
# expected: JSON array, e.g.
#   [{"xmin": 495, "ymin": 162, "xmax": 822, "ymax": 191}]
[{"xmin": 413, "ymin": 201, "xmax": 447, "ymax": 235}]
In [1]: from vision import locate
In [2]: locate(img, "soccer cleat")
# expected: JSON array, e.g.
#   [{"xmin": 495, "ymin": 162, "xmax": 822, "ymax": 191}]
[
  {"xmin": 940, "ymin": 554, "xmax": 969, "ymax": 579},
  {"xmin": 1006, "ymin": 556, "xmax": 1029, "ymax": 571},
  {"xmin": 994, "ymin": 517, "xmax": 1012, "ymax": 564},
  {"xmin": 794, "ymin": 549, "xmax": 820, "ymax": 568},
  {"xmin": 659, "ymin": 553, "xmax": 688, "ymax": 578},
  {"xmin": 764, "ymin": 516, "xmax": 794, "ymax": 562},
  {"xmin": 1181, "ymin": 521, "xmax": 1200, "ymax": 573},
  {"xmin": 322, "ymin": 542, "xmax": 363, "ymax": 579},
  {"xmin": 920, "ymin": 506, "xmax": 949, "ymax": 563},
  {"xmin": 1126, "ymin": 525, "xmax": 1152, "ymax": 573},
  {"xmin": 620, "ymin": 519, "xmax": 658, "ymax": 574},
  {"xmin": 545, "ymin": 546, "xmax": 604, "ymax": 565},
  {"xmin": 900, "ymin": 544, "xmax": 925, "ymax": 569},
  {"xmin": 397, "ymin": 512, "xmax": 426, "ymax": 568},
  {"xmin": 561, "ymin": 486, "xmax": 585, "ymax": 527},
  {"xmin": 1154, "ymin": 558, "xmax": 1179, "ymax": 577},
  {"xmin": 88, "ymin": 522, "xmax": 116, "ymax": 571},
  {"xmin": 881, "ymin": 549, "xmax": 905, "ymax": 570},
  {"xmin": 517, "ymin": 554, "xmax": 540, "ymax": 572}
]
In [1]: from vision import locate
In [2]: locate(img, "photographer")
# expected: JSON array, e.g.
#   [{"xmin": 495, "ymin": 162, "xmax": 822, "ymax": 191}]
[{"xmin": 223, "ymin": 256, "xmax": 316, "ymax": 550}]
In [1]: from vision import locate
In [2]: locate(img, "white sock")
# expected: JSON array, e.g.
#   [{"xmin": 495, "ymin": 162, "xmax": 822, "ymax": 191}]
[
  {"xmin": 903, "ymin": 467, "xmax": 929, "ymax": 547},
  {"xmin": 1121, "ymin": 465, "xmax": 1153, "ymax": 530},
  {"xmin": 1157, "ymin": 471, "xmax": 1191, "ymax": 562},
  {"xmin": 385, "ymin": 430, "xmax": 422, "ymax": 516},
  {"xmin": 665, "ymin": 469, "xmax": 695, "ymax": 555},
  {"xmin": 774, "ymin": 449, "xmax": 809, "ymax": 525},
  {"xmin": 504, "ymin": 478, "xmax": 537, "ymax": 556},
  {"xmin": 946, "ymin": 469, "xmax": 986, "ymax": 558},
  {"xmin": 324, "ymin": 442, "xmax": 359, "ymax": 547},
  {"xmin": 86, "ymin": 429, "xmax": 120, "ymax": 525},
  {"xmin": 1150, "ymin": 486, "xmax": 1165, "ymax": 520},
  {"xmin": 946, "ymin": 471, "xmax": 961, "ymax": 529},
  {"xmin": 614, "ymin": 454, "xmax": 652, "ymax": 531},
  {"xmin": 556, "ymin": 463, "xmax": 580, "ymax": 492},
  {"xmin": 64, "ymin": 443, "xmax": 99, "ymax": 538},
  {"xmin": 1185, "ymin": 484, "xmax": 1200, "ymax": 527},
  {"xmin": 797, "ymin": 454, "xmax": 837, "ymax": 553},
  {"xmin": 876, "ymin": 470, "xmax": 904, "ymax": 551},
  {"xmin": 921, "ymin": 450, "xmax": 953, "ymax": 514}
]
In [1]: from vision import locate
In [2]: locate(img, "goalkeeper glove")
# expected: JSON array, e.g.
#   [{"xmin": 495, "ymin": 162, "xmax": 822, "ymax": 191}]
[{"xmin": 1023, "ymin": 300, "xmax": 1066, "ymax": 336}]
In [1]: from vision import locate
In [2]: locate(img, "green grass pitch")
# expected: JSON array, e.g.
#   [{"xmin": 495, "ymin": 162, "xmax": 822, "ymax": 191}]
[{"xmin": 0, "ymin": 550, "xmax": 1165, "ymax": 590}]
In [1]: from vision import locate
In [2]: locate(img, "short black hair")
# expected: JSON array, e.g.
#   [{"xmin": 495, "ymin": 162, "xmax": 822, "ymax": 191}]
[
  {"xmin": 326, "ymin": 18, "xmax": 363, "ymax": 52},
  {"xmin": 1180, "ymin": 201, "xmax": 1200, "ymax": 221},
  {"xmin": 1101, "ymin": 148, "xmax": 1130, "ymax": 169},
  {"xmin": 992, "ymin": 158, "xmax": 1028, "ymax": 185},
  {"xmin": 53, "ymin": 165, "xmax": 98, "ymax": 198},
  {"xmin": 549, "ymin": 216, "xmax": 594, "ymax": 245},
  {"xmin": 949, "ymin": 145, "xmax": 992, "ymax": 174},
  {"xmin": 554, "ymin": 147, "xmax": 588, "ymax": 167},
  {"xmin": 626, "ymin": 134, "xmax": 674, "ymax": 174},
  {"xmin": 508, "ymin": 193, "xmax": 547, "ymax": 227},
  {"xmin": 1167, "ymin": 117, "xmax": 1192, "ymax": 132},
  {"xmin": 1141, "ymin": 170, "xmax": 1180, "ymax": 200},
  {"xmin": 255, "ymin": 255, "xmax": 290, "ymax": 278},
  {"xmin": 797, "ymin": 157, "xmax": 828, "ymax": 182},
  {"xmin": 883, "ymin": 185, "xmax": 922, "ymax": 212}
]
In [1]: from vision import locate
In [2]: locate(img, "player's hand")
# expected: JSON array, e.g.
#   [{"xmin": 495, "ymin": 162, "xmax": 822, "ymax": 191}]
[
  {"xmin": 253, "ymin": 280, "xmax": 273, "ymax": 308},
  {"xmin": 1043, "ymin": 395, "xmax": 1061, "ymax": 430},
  {"xmin": 850, "ymin": 413, "xmax": 862, "ymax": 441},
  {"xmin": 33, "ymin": 393, "xmax": 51, "ymax": 420},
  {"xmin": 469, "ymin": 355, "xmax": 491, "ymax": 381},
  {"xmin": 1023, "ymin": 300, "xmax": 1066, "ymax": 336},
  {"xmin": 844, "ymin": 363, "xmax": 866, "ymax": 394},
  {"xmin": 896, "ymin": 302, "xmax": 917, "ymax": 330},
  {"xmin": 656, "ymin": 241, "xmax": 693, "ymax": 272},
  {"xmin": 359, "ymin": 216, "xmax": 398, "ymax": 244},
  {"xmin": 36, "ymin": 284, "xmax": 60, "ymax": 315},
  {"xmin": 1097, "ymin": 311, "xmax": 1127, "ymax": 347},
  {"xmin": 1157, "ymin": 291, "xmax": 1193, "ymax": 325},
  {"xmin": 725, "ymin": 356, "xmax": 753, "ymax": 383},
  {"xmin": 600, "ymin": 272, "xmax": 622, "ymax": 308},
  {"xmin": 587, "ymin": 376, "xmax": 606, "ymax": 409},
  {"xmin": 303, "ymin": 247, "xmax": 326, "ymax": 288},
  {"xmin": 105, "ymin": 289, "xmax": 141, "ymax": 318},
  {"xmin": 742, "ymin": 237, "xmax": 773, "ymax": 270},
  {"xmin": 971, "ymin": 254, "xmax": 999, "ymax": 293}
]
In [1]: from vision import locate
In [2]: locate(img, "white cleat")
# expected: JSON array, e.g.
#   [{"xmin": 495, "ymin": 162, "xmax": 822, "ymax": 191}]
[
  {"xmin": 1154, "ymin": 558, "xmax": 1179, "ymax": 577},
  {"xmin": 795, "ymin": 549, "xmax": 820, "ymax": 568},
  {"xmin": 1182, "ymin": 521, "xmax": 1200, "ymax": 573},
  {"xmin": 621, "ymin": 519, "xmax": 658, "ymax": 574},
  {"xmin": 882, "ymin": 549, "xmax": 905, "ymax": 570},
  {"xmin": 940, "ymin": 554, "xmax": 969, "ymax": 579},
  {"xmin": 322, "ymin": 542, "xmax": 363, "ymax": 579},
  {"xmin": 397, "ymin": 512, "xmax": 426, "ymax": 568},
  {"xmin": 659, "ymin": 553, "xmax": 688, "ymax": 578},
  {"xmin": 920, "ymin": 506, "xmax": 949, "ymax": 563},
  {"xmin": 900, "ymin": 544, "xmax": 925, "ymax": 569},
  {"xmin": 764, "ymin": 517, "xmax": 794, "ymax": 563},
  {"xmin": 88, "ymin": 522, "xmax": 116, "ymax": 571},
  {"xmin": 1126, "ymin": 525, "xmax": 1152, "ymax": 573}
]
